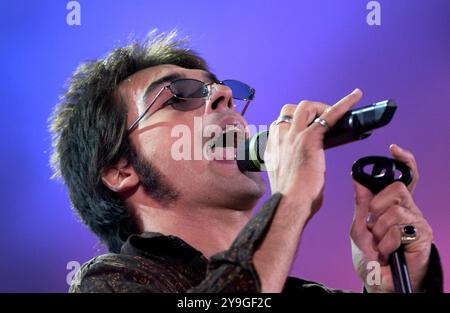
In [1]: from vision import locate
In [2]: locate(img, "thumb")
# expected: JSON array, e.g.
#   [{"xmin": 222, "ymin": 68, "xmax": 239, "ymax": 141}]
[{"xmin": 389, "ymin": 143, "xmax": 419, "ymax": 193}]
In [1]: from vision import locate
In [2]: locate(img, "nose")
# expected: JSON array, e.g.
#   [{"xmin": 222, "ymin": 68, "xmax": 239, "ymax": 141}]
[{"xmin": 203, "ymin": 83, "xmax": 234, "ymax": 115}]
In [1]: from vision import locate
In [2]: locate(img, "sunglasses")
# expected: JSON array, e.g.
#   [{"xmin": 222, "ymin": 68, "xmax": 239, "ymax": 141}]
[{"xmin": 128, "ymin": 78, "xmax": 255, "ymax": 132}]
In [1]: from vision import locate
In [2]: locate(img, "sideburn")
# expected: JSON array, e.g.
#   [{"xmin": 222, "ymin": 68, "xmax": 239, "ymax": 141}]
[{"xmin": 129, "ymin": 145, "xmax": 180, "ymax": 205}]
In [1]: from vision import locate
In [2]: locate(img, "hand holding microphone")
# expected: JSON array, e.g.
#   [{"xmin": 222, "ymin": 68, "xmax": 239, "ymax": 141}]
[
  {"xmin": 261, "ymin": 89, "xmax": 364, "ymax": 217},
  {"xmin": 237, "ymin": 97, "xmax": 397, "ymax": 172},
  {"xmin": 251, "ymin": 89, "xmax": 364, "ymax": 292}
]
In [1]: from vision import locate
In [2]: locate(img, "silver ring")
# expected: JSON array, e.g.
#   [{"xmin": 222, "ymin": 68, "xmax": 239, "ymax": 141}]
[
  {"xmin": 400, "ymin": 225, "xmax": 417, "ymax": 245},
  {"xmin": 313, "ymin": 117, "xmax": 330, "ymax": 131},
  {"xmin": 274, "ymin": 115, "xmax": 293, "ymax": 126}
]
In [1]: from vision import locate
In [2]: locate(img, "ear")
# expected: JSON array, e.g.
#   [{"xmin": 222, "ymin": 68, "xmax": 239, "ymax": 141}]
[{"xmin": 101, "ymin": 158, "xmax": 139, "ymax": 193}]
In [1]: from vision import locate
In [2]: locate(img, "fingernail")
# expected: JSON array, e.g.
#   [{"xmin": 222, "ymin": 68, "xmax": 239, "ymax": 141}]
[
  {"xmin": 390, "ymin": 144, "xmax": 403, "ymax": 153},
  {"xmin": 351, "ymin": 88, "xmax": 360, "ymax": 94},
  {"xmin": 366, "ymin": 213, "xmax": 373, "ymax": 228}
]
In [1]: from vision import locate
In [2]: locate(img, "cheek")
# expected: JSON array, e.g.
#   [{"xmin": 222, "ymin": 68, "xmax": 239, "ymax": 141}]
[
  {"xmin": 139, "ymin": 123, "xmax": 207, "ymax": 175},
  {"xmin": 136, "ymin": 110, "xmax": 210, "ymax": 178},
  {"xmin": 140, "ymin": 132, "xmax": 177, "ymax": 168}
]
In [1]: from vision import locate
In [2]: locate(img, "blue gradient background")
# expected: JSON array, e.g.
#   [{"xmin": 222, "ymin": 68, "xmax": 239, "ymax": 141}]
[{"xmin": 0, "ymin": 0, "xmax": 448, "ymax": 292}]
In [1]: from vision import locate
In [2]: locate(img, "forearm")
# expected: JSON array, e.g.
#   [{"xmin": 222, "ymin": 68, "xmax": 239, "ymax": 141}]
[
  {"xmin": 190, "ymin": 192, "xmax": 313, "ymax": 293},
  {"xmin": 253, "ymin": 194, "xmax": 312, "ymax": 292}
]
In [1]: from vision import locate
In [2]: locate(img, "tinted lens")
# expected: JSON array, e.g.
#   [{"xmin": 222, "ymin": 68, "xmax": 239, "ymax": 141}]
[
  {"xmin": 170, "ymin": 98, "xmax": 205, "ymax": 111},
  {"xmin": 222, "ymin": 80, "xmax": 255, "ymax": 101},
  {"xmin": 170, "ymin": 79, "xmax": 207, "ymax": 98}
]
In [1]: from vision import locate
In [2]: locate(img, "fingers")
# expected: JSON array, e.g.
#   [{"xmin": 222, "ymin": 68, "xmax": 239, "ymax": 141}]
[
  {"xmin": 269, "ymin": 104, "xmax": 296, "ymax": 147},
  {"xmin": 290, "ymin": 101, "xmax": 330, "ymax": 134},
  {"xmin": 376, "ymin": 219, "xmax": 432, "ymax": 264},
  {"xmin": 368, "ymin": 182, "xmax": 422, "ymax": 225},
  {"xmin": 351, "ymin": 178, "xmax": 423, "ymax": 252},
  {"xmin": 270, "ymin": 102, "xmax": 331, "ymax": 150},
  {"xmin": 351, "ymin": 179, "xmax": 374, "ymax": 236},
  {"xmin": 275, "ymin": 104, "xmax": 297, "ymax": 131},
  {"xmin": 389, "ymin": 144, "xmax": 419, "ymax": 193},
  {"xmin": 311, "ymin": 88, "xmax": 363, "ymax": 134},
  {"xmin": 271, "ymin": 102, "xmax": 330, "ymax": 133},
  {"xmin": 370, "ymin": 205, "xmax": 420, "ymax": 243},
  {"xmin": 271, "ymin": 89, "xmax": 363, "ymax": 138},
  {"xmin": 376, "ymin": 225, "xmax": 402, "ymax": 264}
]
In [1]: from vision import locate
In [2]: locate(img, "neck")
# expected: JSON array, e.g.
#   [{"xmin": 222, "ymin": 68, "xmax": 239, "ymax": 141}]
[{"xmin": 135, "ymin": 201, "xmax": 252, "ymax": 258}]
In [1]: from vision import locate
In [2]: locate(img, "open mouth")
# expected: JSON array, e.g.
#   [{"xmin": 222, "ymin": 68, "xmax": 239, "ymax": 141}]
[{"xmin": 207, "ymin": 125, "xmax": 246, "ymax": 161}]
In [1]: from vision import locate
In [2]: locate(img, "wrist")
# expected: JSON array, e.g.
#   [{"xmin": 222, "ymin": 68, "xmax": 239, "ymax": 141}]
[{"xmin": 277, "ymin": 192, "xmax": 315, "ymax": 224}]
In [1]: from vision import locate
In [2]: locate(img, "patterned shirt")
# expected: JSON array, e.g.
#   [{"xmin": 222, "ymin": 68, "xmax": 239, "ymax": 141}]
[{"xmin": 69, "ymin": 193, "xmax": 443, "ymax": 293}]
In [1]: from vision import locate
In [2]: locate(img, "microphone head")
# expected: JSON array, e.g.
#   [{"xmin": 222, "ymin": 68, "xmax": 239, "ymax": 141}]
[{"xmin": 237, "ymin": 131, "xmax": 269, "ymax": 172}]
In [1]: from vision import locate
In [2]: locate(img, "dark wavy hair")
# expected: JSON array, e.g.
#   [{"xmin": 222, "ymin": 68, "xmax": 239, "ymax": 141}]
[{"xmin": 50, "ymin": 31, "xmax": 209, "ymax": 253}]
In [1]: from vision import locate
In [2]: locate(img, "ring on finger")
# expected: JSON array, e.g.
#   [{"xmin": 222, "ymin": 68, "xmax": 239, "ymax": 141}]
[
  {"xmin": 400, "ymin": 224, "xmax": 417, "ymax": 245},
  {"xmin": 273, "ymin": 115, "xmax": 294, "ymax": 126},
  {"xmin": 313, "ymin": 117, "xmax": 330, "ymax": 131}
]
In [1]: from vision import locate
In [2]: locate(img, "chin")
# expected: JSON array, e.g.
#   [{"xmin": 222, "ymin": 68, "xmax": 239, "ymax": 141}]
[
  {"xmin": 221, "ymin": 171, "xmax": 266, "ymax": 209},
  {"xmin": 242, "ymin": 171, "xmax": 266, "ymax": 197},
  {"xmin": 203, "ymin": 158, "xmax": 266, "ymax": 208}
]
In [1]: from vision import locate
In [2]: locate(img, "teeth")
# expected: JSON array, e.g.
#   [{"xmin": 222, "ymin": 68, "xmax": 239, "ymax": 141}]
[
  {"xmin": 222, "ymin": 125, "xmax": 243, "ymax": 134},
  {"xmin": 209, "ymin": 126, "xmax": 244, "ymax": 150}
]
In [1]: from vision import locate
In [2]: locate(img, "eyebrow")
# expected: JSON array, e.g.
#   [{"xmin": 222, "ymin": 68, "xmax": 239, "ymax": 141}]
[
  {"xmin": 142, "ymin": 72, "xmax": 184, "ymax": 104},
  {"xmin": 142, "ymin": 71, "xmax": 219, "ymax": 104}
]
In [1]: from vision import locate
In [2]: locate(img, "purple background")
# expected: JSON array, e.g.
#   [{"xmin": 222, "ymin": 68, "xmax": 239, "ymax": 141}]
[{"xmin": 0, "ymin": 0, "xmax": 448, "ymax": 292}]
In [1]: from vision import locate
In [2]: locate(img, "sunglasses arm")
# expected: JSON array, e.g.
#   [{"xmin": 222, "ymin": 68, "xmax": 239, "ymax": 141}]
[
  {"xmin": 127, "ymin": 87, "xmax": 166, "ymax": 132},
  {"xmin": 241, "ymin": 99, "xmax": 251, "ymax": 116}
]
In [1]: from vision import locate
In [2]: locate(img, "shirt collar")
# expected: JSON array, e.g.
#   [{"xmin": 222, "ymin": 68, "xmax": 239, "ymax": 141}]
[{"xmin": 120, "ymin": 232, "xmax": 208, "ymax": 275}]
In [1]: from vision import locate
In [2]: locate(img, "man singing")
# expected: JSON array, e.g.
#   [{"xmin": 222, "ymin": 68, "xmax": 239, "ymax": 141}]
[{"xmin": 50, "ymin": 31, "xmax": 442, "ymax": 293}]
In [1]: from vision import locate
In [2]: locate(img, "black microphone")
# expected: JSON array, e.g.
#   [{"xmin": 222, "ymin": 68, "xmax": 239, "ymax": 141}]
[{"xmin": 237, "ymin": 99, "xmax": 397, "ymax": 172}]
